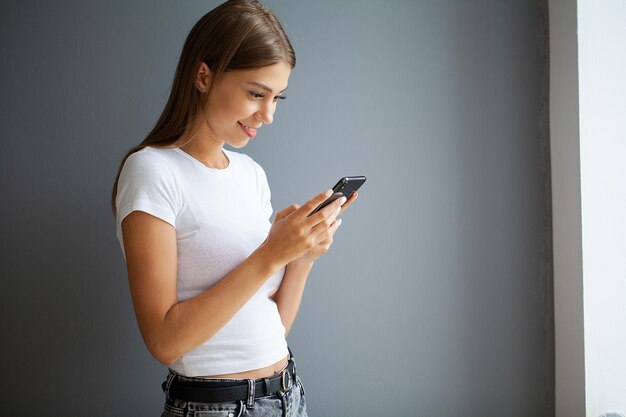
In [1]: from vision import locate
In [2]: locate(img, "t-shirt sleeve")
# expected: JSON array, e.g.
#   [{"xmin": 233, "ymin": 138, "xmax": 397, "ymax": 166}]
[
  {"xmin": 253, "ymin": 160, "xmax": 273, "ymax": 221},
  {"xmin": 115, "ymin": 151, "xmax": 181, "ymax": 230}
]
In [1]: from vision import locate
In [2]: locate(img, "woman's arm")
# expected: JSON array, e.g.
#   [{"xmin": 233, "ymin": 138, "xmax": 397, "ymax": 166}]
[
  {"xmin": 122, "ymin": 211, "xmax": 280, "ymax": 366},
  {"xmin": 271, "ymin": 260, "xmax": 315, "ymax": 336},
  {"xmin": 122, "ymin": 189, "xmax": 343, "ymax": 366},
  {"xmin": 271, "ymin": 192, "xmax": 358, "ymax": 336}
]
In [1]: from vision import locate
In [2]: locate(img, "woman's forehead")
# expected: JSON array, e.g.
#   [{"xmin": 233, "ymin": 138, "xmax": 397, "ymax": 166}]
[{"xmin": 225, "ymin": 63, "xmax": 291, "ymax": 91}]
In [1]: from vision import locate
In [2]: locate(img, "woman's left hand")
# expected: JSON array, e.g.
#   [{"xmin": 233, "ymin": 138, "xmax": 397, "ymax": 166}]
[{"xmin": 289, "ymin": 192, "xmax": 359, "ymax": 265}]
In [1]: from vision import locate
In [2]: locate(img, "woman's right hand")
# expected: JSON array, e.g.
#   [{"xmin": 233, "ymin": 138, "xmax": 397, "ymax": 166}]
[{"xmin": 262, "ymin": 189, "xmax": 347, "ymax": 267}]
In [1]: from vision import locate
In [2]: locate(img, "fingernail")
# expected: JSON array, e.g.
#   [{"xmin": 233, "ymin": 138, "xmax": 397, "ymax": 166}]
[
  {"xmin": 326, "ymin": 189, "xmax": 333, "ymax": 197},
  {"xmin": 337, "ymin": 218, "xmax": 342, "ymax": 226},
  {"xmin": 339, "ymin": 197, "xmax": 347, "ymax": 205}
]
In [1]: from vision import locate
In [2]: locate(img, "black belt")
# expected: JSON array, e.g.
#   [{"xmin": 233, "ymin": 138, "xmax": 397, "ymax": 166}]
[{"xmin": 165, "ymin": 360, "xmax": 296, "ymax": 403}]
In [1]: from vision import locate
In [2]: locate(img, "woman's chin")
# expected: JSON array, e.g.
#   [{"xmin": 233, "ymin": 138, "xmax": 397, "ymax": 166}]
[{"xmin": 227, "ymin": 137, "xmax": 251, "ymax": 149}]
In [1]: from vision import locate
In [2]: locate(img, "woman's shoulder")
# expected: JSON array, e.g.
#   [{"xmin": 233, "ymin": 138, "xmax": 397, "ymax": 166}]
[
  {"xmin": 121, "ymin": 147, "xmax": 180, "ymax": 182},
  {"xmin": 129, "ymin": 146, "xmax": 177, "ymax": 161},
  {"xmin": 126, "ymin": 146, "xmax": 185, "ymax": 168}
]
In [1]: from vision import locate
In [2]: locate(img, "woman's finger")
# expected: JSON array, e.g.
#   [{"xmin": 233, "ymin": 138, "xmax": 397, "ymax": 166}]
[
  {"xmin": 312, "ymin": 218, "xmax": 342, "ymax": 247},
  {"xmin": 308, "ymin": 192, "xmax": 346, "ymax": 223},
  {"xmin": 339, "ymin": 192, "xmax": 358, "ymax": 216},
  {"xmin": 309, "ymin": 199, "xmax": 344, "ymax": 236},
  {"xmin": 294, "ymin": 189, "xmax": 335, "ymax": 219}
]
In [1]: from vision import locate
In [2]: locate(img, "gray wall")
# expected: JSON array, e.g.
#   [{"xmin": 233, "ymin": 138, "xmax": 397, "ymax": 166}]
[{"xmin": 0, "ymin": 1, "xmax": 552, "ymax": 416}]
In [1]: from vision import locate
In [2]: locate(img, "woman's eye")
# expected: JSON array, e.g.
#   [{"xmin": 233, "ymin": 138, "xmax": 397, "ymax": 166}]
[
  {"xmin": 273, "ymin": 95, "xmax": 287, "ymax": 101},
  {"xmin": 250, "ymin": 91, "xmax": 264, "ymax": 99}
]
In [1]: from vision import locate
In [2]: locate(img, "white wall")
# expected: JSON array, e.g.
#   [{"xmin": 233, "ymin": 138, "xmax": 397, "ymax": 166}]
[
  {"xmin": 578, "ymin": 0, "xmax": 626, "ymax": 415},
  {"xmin": 550, "ymin": 0, "xmax": 586, "ymax": 415},
  {"xmin": 551, "ymin": 0, "xmax": 626, "ymax": 415}
]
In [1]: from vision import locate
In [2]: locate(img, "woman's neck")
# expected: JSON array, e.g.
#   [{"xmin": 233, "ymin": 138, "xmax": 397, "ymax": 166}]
[{"xmin": 177, "ymin": 120, "xmax": 230, "ymax": 169}]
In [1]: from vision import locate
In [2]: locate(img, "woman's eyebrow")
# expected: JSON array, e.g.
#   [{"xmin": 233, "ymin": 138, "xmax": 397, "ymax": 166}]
[{"xmin": 245, "ymin": 81, "xmax": 288, "ymax": 94}]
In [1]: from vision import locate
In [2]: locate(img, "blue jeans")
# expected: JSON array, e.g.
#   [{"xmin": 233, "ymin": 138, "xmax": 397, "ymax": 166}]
[{"xmin": 160, "ymin": 364, "xmax": 307, "ymax": 417}]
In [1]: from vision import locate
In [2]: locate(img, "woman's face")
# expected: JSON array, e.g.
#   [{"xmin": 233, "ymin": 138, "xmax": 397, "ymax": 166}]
[{"xmin": 201, "ymin": 62, "xmax": 292, "ymax": 148}]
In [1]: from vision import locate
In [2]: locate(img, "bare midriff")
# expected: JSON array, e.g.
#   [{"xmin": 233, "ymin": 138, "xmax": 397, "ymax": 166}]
[{"xmin": 197, "ymin": 355, "xmax": 289, "ymax": 380}]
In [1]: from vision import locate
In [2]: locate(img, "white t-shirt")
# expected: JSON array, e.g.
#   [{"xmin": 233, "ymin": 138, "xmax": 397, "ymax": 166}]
[{"xmin": 115, "ymin": 146, "xmax": 288, "ymax": 376}]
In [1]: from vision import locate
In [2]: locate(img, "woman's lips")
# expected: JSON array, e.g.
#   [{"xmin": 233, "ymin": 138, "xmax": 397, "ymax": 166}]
[{"xmin": 238, "ymin": 121, "xmax": 257, "ymax": 138}]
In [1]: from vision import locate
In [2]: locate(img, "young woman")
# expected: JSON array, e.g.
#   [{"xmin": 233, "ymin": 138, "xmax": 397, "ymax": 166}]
[{"xmin": 111, "ymin": 1, "xmax": 357, "ymax": 416}]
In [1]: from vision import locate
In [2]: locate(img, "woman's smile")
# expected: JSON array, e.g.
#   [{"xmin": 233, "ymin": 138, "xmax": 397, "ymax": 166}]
[{"xmin": 238, "ymin": 121, "xmax": 258, "ymax": 138}]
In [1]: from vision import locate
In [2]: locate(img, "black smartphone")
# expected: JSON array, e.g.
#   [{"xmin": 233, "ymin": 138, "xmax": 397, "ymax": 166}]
[{"xmin": 307, "ymin": 176, "xmax": 366, "ymax": 217}]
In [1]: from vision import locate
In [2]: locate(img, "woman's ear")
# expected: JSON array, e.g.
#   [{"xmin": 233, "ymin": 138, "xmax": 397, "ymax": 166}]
[{"xmin": 195, "ymin": 62, "xmax": 212, "ymax": 92}]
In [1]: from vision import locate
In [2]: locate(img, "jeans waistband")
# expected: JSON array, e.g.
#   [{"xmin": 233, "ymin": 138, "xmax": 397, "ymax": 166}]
[{"xmin": 163, "ymin": 353, "xmax": 298, "ymax": 406}]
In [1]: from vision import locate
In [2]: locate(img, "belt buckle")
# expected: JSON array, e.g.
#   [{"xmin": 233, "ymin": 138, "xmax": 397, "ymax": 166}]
[{"xmin": 280, "ymin": 367, "xmax": 293, "ymax": 393}]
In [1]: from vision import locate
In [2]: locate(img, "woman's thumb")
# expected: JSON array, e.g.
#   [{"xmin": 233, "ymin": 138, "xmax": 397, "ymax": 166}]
[{"xmin": 274, "ymin": 204, "xmax": 300, "ymax": 222}]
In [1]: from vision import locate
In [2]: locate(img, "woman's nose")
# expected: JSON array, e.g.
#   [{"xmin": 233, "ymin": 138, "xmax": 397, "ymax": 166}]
[{"xmin": 254, "ymin": 102, "xmax": 275, "ymax": 125}]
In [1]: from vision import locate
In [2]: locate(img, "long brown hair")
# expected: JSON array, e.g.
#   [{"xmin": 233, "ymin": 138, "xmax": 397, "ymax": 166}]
[{"xmin": 111, "ymin": 0, "xmax": 295, "ymax": 213}]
